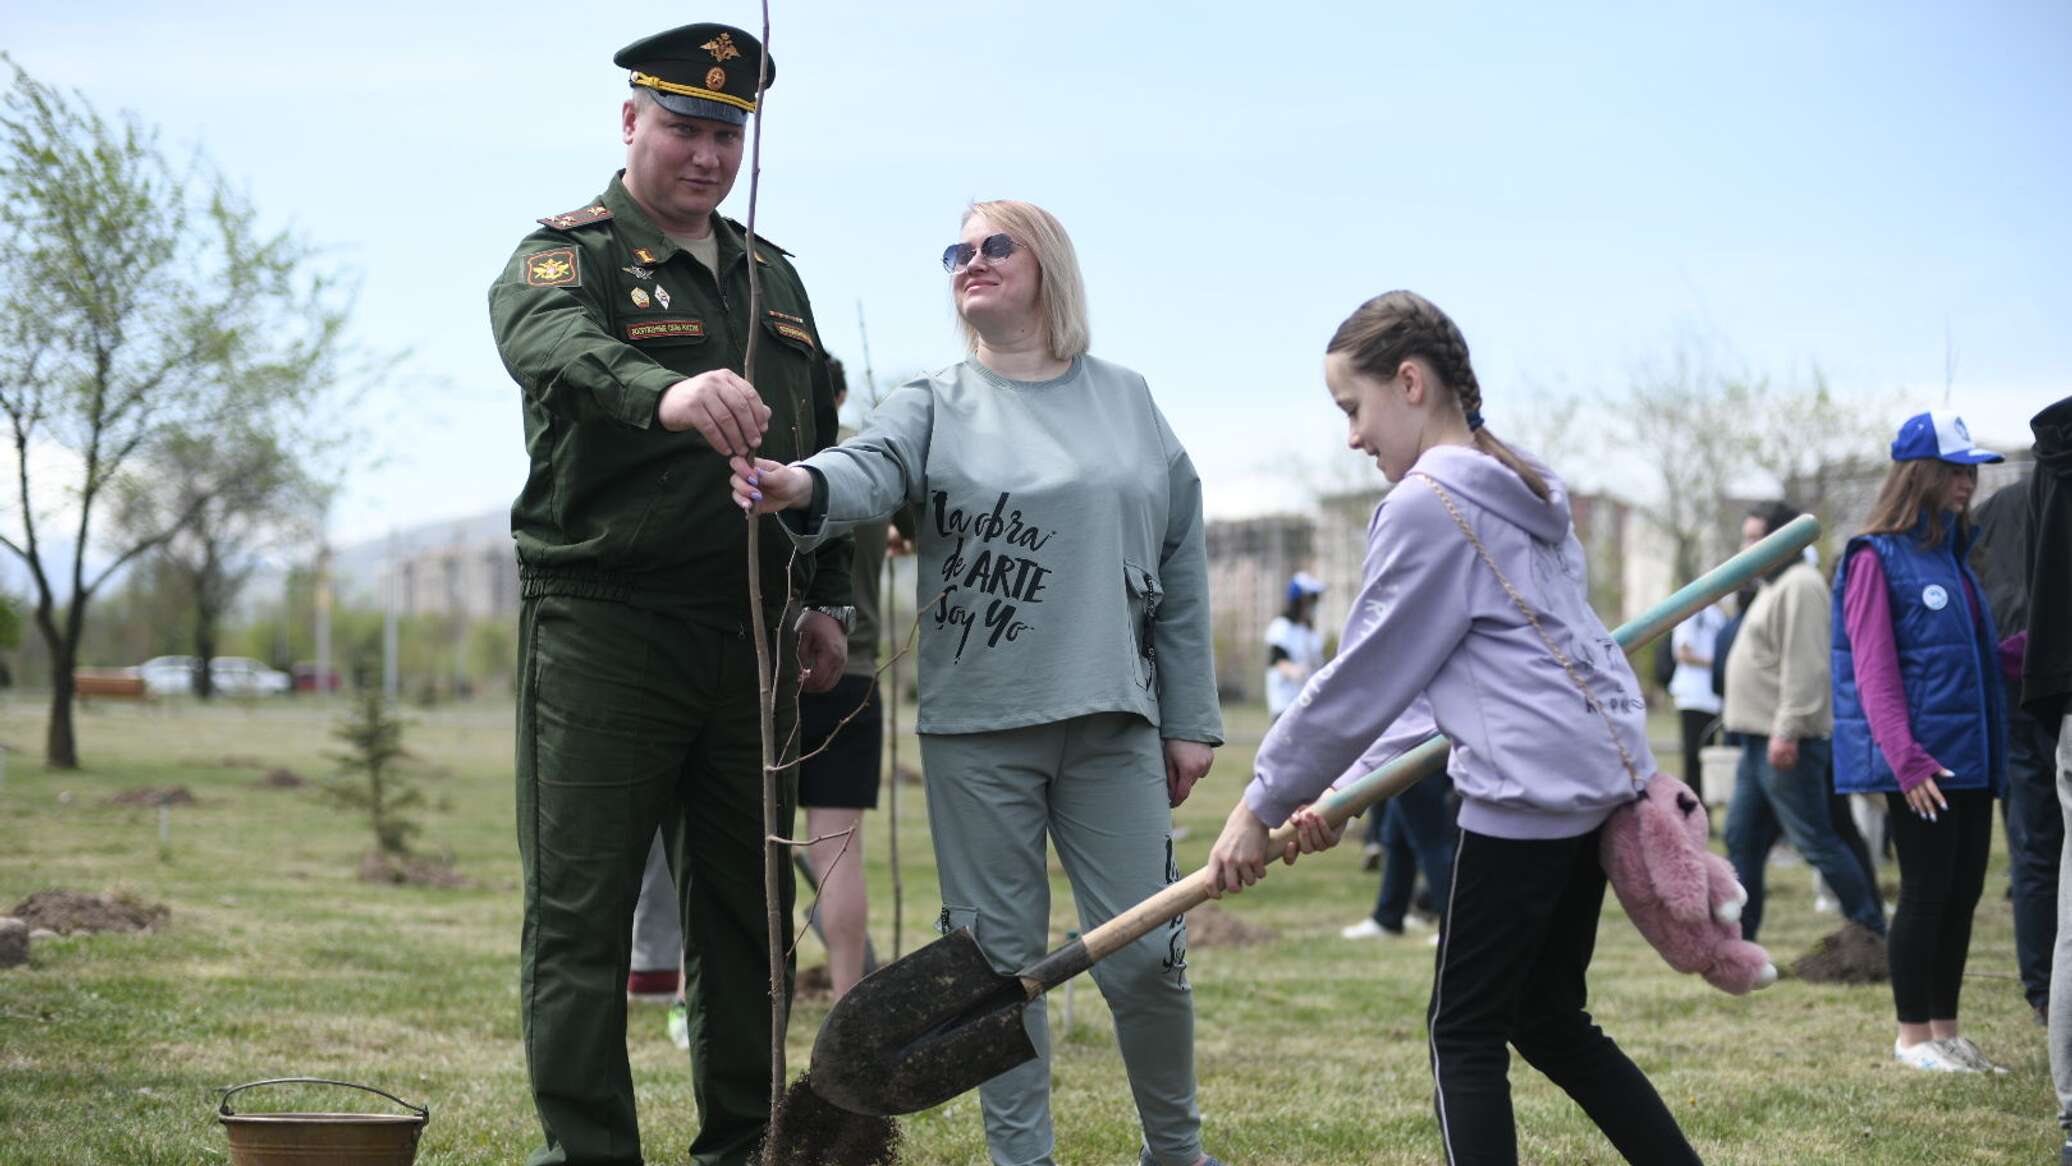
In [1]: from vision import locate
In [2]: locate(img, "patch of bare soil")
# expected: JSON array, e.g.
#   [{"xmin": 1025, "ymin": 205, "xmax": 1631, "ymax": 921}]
[
  {"xmin": 252, "ymin": 768, "xmax": 307, "ymax": 789},
  {"xmin": 1184, "ymin": 903, "xmax": 1275, "ymax": 947},
  {"xmin": 357, "ymin": 851, "xmax": 469, "ymax": 888},
  {"xmin": 8, "ymin": 890, "xmax": 169, "ymax": 935},
  {"xmin": 108, "ymin": 785, "xmax": 197, "ymax": 807},
  {"xmin": 892, "ymin": 765, "xmax": 922, "ymax": 786},
  {"xmin": 1791, "ymin": 922, "xmax": 1888, "ymax": 984},
  {"xmin": 795, "ymin": 963, "xmax": 834, "ymax": 1002}
]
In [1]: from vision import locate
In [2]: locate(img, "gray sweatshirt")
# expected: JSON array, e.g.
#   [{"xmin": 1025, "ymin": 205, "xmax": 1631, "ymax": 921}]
[
  {"xmin": 788, "ymin": 355, "xmax": 1222, "ymax": 744},
  {"xmin": 1247, "ymin": 444, "xmax": 1654, "ymax": 841}
]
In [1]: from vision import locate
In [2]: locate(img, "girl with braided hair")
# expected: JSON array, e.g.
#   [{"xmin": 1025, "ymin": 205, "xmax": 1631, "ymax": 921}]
[{"xmin": 1208, "ymin": 291, "xmax": 1702, "ymax": 1164}]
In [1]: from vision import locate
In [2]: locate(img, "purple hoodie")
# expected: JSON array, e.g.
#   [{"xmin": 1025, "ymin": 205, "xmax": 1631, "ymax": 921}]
[{"xmin": 1246, "ymin": 444, "xmax": 1655, "ymax": 841}]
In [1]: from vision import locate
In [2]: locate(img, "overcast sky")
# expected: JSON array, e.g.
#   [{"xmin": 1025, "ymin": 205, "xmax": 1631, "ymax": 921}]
[{"xmin": 9, "ymin": 0, "xmax": 2068, "ymax": 546}]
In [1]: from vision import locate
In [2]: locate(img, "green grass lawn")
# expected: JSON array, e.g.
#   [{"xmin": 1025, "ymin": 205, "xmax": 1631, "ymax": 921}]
[{"xmin": 0, "ymin": 696, "xmax": 2055, "ymax": 1164}]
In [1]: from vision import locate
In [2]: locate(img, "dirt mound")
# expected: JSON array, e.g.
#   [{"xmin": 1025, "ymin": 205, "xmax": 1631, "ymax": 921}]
[
  {"xmin": 253, "ymin": 768, "xmax": 306, "ymax": 789},
  {"xmin": 9, "ymin": 890, "xmax": 168, "ymax": 935},
  {"xmin": 357, "ymin": 851, "xmax": 469, "ymax": 888},
  {"xmin": 108, "ymin": 786, "xmax": 196, "ymax": 807},
  {"xmin": 1185, "ymin": 903, "xmax": 1275, "ymax": 947},
  {"xmin": 1791, "ymin": 923, "xmax": 1888, "ymax": 984},
  {"xmin": 892, "ymin": 765, "xmax": 922, "ymax": 786},
  {"xmin": 795, "ymin": 963, "xmax": 834, "ymax": 1002},
  {"xmin": 757, "ymin": 1072, "xmax": 902, "ymax": 1166}
]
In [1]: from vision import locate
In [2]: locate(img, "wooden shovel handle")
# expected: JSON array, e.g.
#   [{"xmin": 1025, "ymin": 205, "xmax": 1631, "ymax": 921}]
[{"xmin": 1074, "ymin": 738, "xmax": 1446, "ymax": 970}]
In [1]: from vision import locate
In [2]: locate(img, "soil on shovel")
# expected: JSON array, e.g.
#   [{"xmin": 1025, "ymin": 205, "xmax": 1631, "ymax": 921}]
[
  {"xmin": 252, "ymin": 768, "xmax": 307, "ymax": 789},
  {"xmin": 358, "ymin": 851, "xmax": 469, "ymax": 888},
  {"xmin": 756, "ymin": 1072, "xmax": 902, "ymax": 1166},
  {"xmin": 8, "ymin": 890, "xmax": 169, "ymax": 935},
  {"xmin": 1185, "ymin": 903, "xmax": 1275, "ymax": 947},
  {"xmin": 108, "ymin": 785, "xmax": 197, "ymax": 807},
  {"xmin": 1791, "ymin": 922, "xmax": 1889, "ymax": 984}
]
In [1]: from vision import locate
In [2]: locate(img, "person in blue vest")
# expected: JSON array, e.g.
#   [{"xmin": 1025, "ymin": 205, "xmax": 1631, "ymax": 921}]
[{"xmin": 1833, "ymin": 408, "xmax": 2008, "ymax": 1073}]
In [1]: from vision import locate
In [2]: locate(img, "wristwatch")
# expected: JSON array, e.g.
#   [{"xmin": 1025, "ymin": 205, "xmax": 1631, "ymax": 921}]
[{"xmin": 800, "ymin": 605, "xmax": 856, "ymax": 634}]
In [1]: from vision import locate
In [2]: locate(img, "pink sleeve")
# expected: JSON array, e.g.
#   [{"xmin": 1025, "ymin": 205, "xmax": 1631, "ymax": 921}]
[
  {"xmin": 1841, "ymin": 548, "xmax": 1943, "ymax": 792},
  {"xmin": 2001, "ymin": 630, "xmax": 2028, "ymax": 683}
]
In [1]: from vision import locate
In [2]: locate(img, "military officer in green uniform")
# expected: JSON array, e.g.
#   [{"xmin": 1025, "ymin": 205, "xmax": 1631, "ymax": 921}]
[{"xmin": 487, "ymin": 22, "xmax": 853, "ymax": 1166}]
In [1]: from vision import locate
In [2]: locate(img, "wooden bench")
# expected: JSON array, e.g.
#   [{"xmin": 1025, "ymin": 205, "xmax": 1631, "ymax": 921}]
[{"xmin": 74, "ymin": 670, "xmax": 149, "ymax": 700}]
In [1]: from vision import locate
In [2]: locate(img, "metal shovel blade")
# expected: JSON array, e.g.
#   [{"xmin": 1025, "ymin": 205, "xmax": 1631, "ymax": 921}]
[{"xmin": 806, "ymin": 928, "xmax": 1038, "ymax": 1116}]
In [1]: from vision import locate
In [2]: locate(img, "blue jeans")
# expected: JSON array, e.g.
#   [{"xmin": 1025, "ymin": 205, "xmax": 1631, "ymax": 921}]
[
  {"xmin": 1724, "ymin": 736, "xmax": 1885, "ymax": 941},
  {"xmin": 1373, "ymin": 774, "xmax": 1455, "ymax": 929}
]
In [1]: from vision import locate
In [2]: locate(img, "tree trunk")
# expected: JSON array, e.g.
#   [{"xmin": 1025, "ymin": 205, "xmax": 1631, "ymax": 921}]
[
  {"xmin": 42, "ymin": 629, "xmax": 78, "ymax": 770},
  {"xmin": 194, "ymin": 616, "xmax": 217, "ymax": 700}
]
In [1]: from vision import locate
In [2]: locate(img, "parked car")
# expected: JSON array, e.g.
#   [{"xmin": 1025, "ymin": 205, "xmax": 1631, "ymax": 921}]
[
  {"xmin": 137, "ymin": 655, "xmax": 199, "ymax": 697},
  {"xmin": 135, "ymin": 655, "xmax": 291, "ymax": 697},
  {"xmin": 210, "ymin": 657, "xmax": 292, "ymax": 697}
]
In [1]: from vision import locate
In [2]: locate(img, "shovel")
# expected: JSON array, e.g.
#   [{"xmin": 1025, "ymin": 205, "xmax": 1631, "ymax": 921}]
[{"xmin": 807, "ymin": 514, "xmax": 1821, "ymax": 1117}]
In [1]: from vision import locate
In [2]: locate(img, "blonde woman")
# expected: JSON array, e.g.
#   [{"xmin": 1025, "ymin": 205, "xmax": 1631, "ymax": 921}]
[{"xmin": 730, "ymin": 201, "xmax": 1225, "ymax": 1166}]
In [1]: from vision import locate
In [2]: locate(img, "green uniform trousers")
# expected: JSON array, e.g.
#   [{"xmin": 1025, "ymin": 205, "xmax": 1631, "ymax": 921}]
[{"xmin": 517, "ymin": 594, "xmax": 796, "ymax": 1166}]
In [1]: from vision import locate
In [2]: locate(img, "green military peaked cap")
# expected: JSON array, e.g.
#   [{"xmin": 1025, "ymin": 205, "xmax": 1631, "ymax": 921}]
[{"xmin": 614, "ymin": 22, "xmax": 772, "ymax": 126}]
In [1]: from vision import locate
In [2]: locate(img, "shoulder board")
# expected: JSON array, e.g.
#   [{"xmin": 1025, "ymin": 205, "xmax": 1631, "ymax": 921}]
[
  {"xmin": 537, "ymin": 203, "xmax": 614, "ymax": 232},
  {"xmin": 723, "ymin": 217, "xmax": 795, "ymax": 257}
]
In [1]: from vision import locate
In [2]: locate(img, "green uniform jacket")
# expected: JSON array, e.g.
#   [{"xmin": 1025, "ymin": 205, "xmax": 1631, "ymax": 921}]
[{"xmin": 488, "ymin": 173, "xmax": 851, "ymax": 621}]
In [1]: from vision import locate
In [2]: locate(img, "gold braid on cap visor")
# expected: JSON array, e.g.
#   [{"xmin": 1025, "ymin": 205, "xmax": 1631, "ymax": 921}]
[{"xmin": 630, "ymin": 71, "xmax": 756, "ymax": 113}]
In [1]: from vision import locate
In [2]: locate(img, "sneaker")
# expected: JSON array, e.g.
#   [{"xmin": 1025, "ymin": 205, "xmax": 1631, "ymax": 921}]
[
  {"xmin": 1938, "ymin": 1036, "xmax": 2009, "ymax": 1075},
  {"xmin": 666, "ymin": 1002, "xmax": 689, "ymax": 1050},
  {"xmin": 1893, "ymin": 1037, "xmax": 1971, "ymax": 1072},
  {"xmin": 1341, "ymin": 918, "xmax": 1401, "ymax": 940},
  {"xmin": 1139, "ymin": 1152, "xmax": 1225, "ymax": 1166}
]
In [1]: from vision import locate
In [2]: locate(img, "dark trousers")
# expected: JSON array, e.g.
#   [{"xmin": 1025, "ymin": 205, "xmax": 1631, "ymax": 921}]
[
  {"xmin": 1374, "ymin": 775, "xmax": 1456, "ymax": 929},
  {"xmin": 1677, "ymin": 709, "xmax": 1715, "ymax": 803},
  {"xmin": 517, "ymin": 596, "xmax": 798, "ymax": 1166},
  {"xmin": 2004, "ymin": 679, "xmax": 2064, "ymax": 1011},
  {"xmin": 1427, "ymin": 828, "xmax": 1701, "ymax": 1166},
  {"xmin": 1884, "ymin": 788, "xmax": 1993, "ymax": 1024}
]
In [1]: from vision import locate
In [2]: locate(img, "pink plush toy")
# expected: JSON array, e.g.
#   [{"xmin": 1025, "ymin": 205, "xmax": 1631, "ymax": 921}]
[{"xmin": 1600, "ymin": 774, "xmax": 1777, "ymax": 995}]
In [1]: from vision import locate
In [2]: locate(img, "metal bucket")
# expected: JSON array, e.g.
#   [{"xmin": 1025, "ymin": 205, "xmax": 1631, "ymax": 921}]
[{"xmin": 218, "ymin": 1077, "xmax": 427, "ymax": 1166}]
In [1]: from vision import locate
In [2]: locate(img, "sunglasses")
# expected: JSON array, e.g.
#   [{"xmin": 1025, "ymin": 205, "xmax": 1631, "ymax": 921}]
[{"xmin": 941, "ymin": 233, "xmax": 1017, "ymax": 273}]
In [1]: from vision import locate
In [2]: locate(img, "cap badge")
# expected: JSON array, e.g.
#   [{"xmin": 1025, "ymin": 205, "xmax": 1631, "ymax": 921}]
[
  {"xmin": 706, "ymin": 67, "xmax": 728, "ymax": 90},
  {"xmin": 702, "ymin": 33, "xmax": 741, "ymax": 62},
  {"xmin": 629, "ymin": 287, "xmax": 651, "ymax": 309}
]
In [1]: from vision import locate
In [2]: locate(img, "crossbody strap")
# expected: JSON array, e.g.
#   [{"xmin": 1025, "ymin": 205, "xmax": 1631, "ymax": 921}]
[{"xmin": 1409, "ymin": 472, "xmax": 1647, "ymax": 793}]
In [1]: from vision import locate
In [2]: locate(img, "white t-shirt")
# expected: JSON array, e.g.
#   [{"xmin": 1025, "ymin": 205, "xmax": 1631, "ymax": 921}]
[
  {"xmin": 1668, "ymin": 604, "xmax": 1726, "ymax": 714},
  {"xmin": 1264, "ymin": 616, "xmax": 1325, "ymax": 717}
]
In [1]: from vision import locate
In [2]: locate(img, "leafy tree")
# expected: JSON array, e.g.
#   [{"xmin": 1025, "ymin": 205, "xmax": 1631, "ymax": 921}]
[
  {"xmin": 0, "ymin": 60, "xmax": 354, "ymax": 764},
  {"xmin": 324, "ymin": 687, "xmax": 420, "ymax": 857},
  {"xmin": 110, "ymin": 427, "xmax": 327, "ymax": 697}
]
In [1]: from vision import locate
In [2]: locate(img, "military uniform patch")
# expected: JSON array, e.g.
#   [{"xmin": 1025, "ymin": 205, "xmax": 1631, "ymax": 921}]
[
  {"xmin": 538, "ymin": 204, "xmax": 614, "ymax": 231},
  {"xmin": 771, "ymin": 321, "xmax": 815, "ymax": 349},
  {"xmin": 524, "ymin": 247, "xmax": 581, "ymax": 288},
  {"xmin": 765, "ymin": 308, "xmax": 806, "ymax": 325},
  {"xmin": 627, "ymin": 319, "xmax": 706, "ymax": 342}
]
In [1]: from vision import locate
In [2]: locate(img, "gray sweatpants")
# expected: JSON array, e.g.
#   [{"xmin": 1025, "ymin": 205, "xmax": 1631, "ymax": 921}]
[
  {"xmin": 921, "ymin": 713, "xmax": 1201, "ymax": 1166},
  {"xmin": 2050, "ymin": 714, "xmax": 2072, "ymax": 1122}
]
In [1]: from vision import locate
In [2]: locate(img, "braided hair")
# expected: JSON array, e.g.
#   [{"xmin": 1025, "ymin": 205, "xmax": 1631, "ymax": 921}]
[{"xmin": 1325, "ymin": 290, "xmax": 1551, "ymax": 502}]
